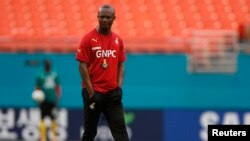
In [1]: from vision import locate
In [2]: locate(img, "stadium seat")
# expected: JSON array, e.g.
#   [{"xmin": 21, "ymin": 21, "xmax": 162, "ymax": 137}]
[{"xmin": 0, "ymin": 0, "xmax": 250, "ymax": 53}]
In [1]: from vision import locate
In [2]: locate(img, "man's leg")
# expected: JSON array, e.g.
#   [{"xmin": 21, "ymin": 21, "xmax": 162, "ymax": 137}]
[
  {"xmin": 39, "ymin": 102, "xmax": 47, "ymax": 141},
  {"xmin": 51, "ymin": 120, "xmax": 57, "ymax": 141},
  {"xmin": 103, "ymin": 89, "xmax": 129, "ymax": 141},
  {"xmin": 48, "ymin": 103, "xmax": 57, "ymax": 141},
  {"xmin": 39, "ymin": 119, "xmax": 47, "ymax": 141},
  {"xmin": 82, "ymin": 88, "xmax": 101, "ymax": 141}
]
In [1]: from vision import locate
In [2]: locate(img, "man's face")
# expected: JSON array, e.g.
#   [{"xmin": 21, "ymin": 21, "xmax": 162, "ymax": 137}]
[{"xmin": 97, "ymin": 8, "xmax": 115, "ymax": 30}]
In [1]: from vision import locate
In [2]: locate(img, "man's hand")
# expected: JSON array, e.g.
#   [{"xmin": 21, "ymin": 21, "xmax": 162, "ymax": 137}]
[{"xmin": 87, "ymin": 89, "xmax": 95, "ymax": 99}]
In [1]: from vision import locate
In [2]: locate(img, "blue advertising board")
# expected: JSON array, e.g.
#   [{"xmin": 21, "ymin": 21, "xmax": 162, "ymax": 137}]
[
  {"xmin": 164, "ymin": 110, "xmax": 250, "ymax": 141},
  {"xmin": 2, "ymin": 108, "xmax": 250, "ymax": 141},
  {"xmin": 0, "ymin": 108, "xmax": 163, "ymax": 141}
]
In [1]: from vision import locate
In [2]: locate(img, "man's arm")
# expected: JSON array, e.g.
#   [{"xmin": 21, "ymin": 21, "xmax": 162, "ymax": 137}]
[
  {"xmin": 55, "ymin": 85, "xmax": 61, "ymax": 99},
  {"xmin": 79, "ymin": 61, "xmax": 94, "ymax": 98},
  {"xmin": 117, "ymin": 62, "xmax": 125, "ymax": 87}
]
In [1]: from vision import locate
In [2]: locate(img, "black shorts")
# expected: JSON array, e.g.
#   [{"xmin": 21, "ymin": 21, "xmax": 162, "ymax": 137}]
[{"xmin": 40, "ymin": 101, "xmax": 56, "ymax": 120}]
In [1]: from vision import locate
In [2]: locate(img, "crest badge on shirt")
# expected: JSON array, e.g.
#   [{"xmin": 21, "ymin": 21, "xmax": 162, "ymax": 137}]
[{"xmin": 115, "ymin": 37, "xmax": 119, "ymax": 46}]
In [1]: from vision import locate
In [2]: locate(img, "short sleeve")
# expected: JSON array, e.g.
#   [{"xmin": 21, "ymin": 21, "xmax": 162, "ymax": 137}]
[
  {"xmin": 54, "ymin": 72, "xmax": 60, "ymax": 85},
  {"xmin": 119, "ymin": 38, "xmax": 126, "ymax": 62},
  {"xmin": 76, "ymin": 35, "xmax": 91, "ymax": 63}
]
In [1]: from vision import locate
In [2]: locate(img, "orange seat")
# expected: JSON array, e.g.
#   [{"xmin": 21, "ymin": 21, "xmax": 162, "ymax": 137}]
[{"xmin": 0, "ymin": 0, "xmax": 250, "ymax": 53}]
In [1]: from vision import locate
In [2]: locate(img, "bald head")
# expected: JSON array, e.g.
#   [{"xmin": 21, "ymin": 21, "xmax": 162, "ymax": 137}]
[
  {"xmin": 44, "ymin": 59, "xmax": 51, "ymax": 72},
  {"xmin": 98, "ymin": 4, "xmax": 115, "ymax": 17}
]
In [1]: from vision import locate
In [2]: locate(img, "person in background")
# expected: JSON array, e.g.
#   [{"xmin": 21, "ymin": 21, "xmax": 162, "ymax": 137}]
[
  {"xmin": 76, "ymin": 4, "xmax": 129, "ymax": 141},
  {"xmin": 34, "ymin": 59, "xmax": 61, "ymax": 141},
  {"xmin": 238, "ymin": 22, "xmax": 250, "ymax": 54}
]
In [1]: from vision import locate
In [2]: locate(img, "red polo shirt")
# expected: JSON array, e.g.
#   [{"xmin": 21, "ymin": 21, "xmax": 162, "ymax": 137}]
[{"xmin": 76, "ymin": 29, "xmax": 126, "ymax": 93}]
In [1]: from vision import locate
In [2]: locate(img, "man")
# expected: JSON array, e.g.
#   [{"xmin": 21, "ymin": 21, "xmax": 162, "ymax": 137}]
[
  {"xmin": 75, "ymin": 4, "xmax": 129, "ymax": 141},
  {"xmin": 35, "ymin": 59, "xmax": 61, "ymax": 141}
]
